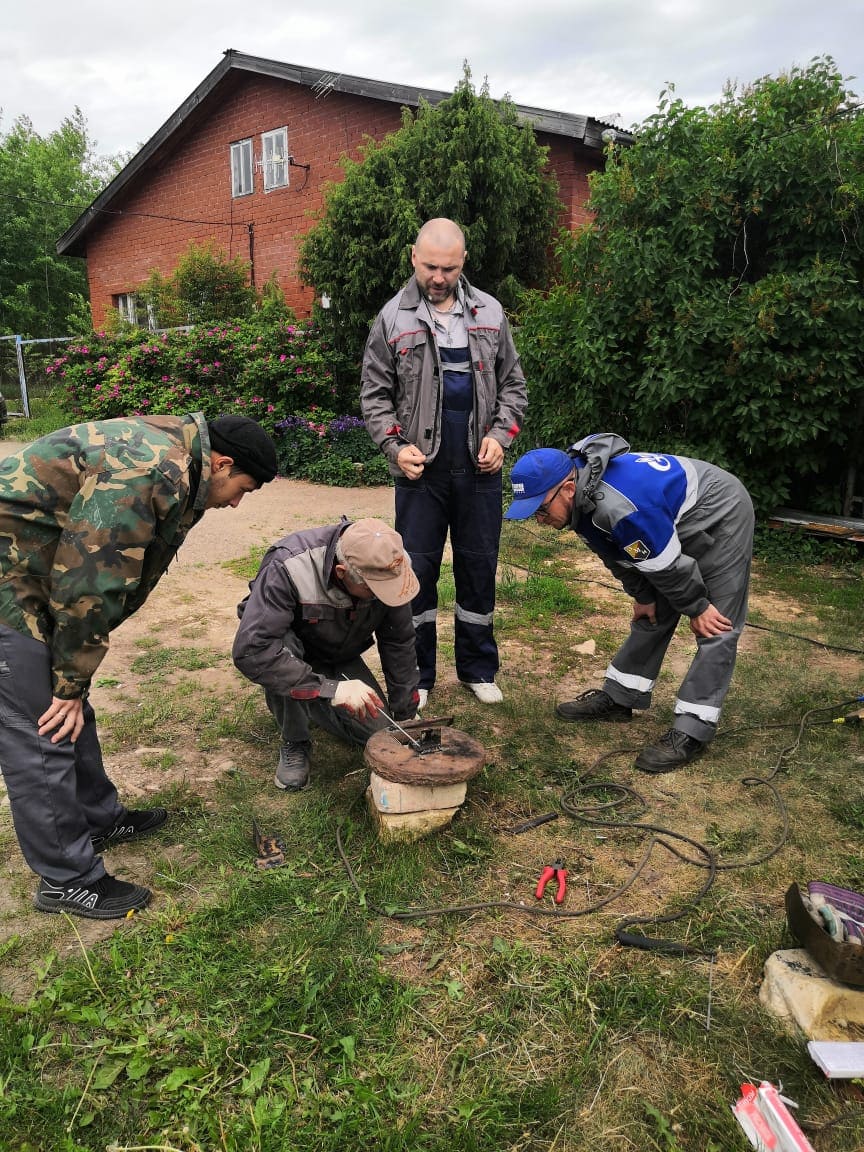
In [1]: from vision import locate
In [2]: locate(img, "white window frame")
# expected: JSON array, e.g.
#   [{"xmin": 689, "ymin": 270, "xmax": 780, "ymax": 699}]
[
  {"xmin": 262, "ymin": 127, "xmax": 289, "ymax": 192},
  {"xmin": 116, "ymin": 293, "xmax": 138, "ymax": 325},
  {"xmin": 231, "ymin": 138, "xmax": 254, "ymax": 197}
]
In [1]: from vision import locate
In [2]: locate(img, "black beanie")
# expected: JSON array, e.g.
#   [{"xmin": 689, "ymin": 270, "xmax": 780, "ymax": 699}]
[{"xmin": 207, "ymin": 416, "xmax": 278, "ymax": 485}]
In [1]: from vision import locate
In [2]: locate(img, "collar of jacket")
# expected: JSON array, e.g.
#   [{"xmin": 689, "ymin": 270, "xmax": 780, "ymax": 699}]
[
  {"xmin": 325, "ymin": 516, "xmax": 352, "ymax": 586},
  {"xmin": 188, "ymin": 412, "xmax": 211, "ymax": 515},
  {"xmin": 400, "ymin": 274, "xmax": 484, "ymax": 319}
]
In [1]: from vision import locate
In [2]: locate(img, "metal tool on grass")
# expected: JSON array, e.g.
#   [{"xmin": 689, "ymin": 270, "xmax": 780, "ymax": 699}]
[
  {"xmin": 252, "ymin": 819, "xmax": 286, "ymax": 869},
  {"xmin": 535, "ymin": 858, "xmax": 567, "ymax": 905}
]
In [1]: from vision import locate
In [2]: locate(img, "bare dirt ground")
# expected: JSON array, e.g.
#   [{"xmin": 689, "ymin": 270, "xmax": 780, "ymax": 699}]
[{"xmin": 0, "ymin": 465, "xmax": 398, "ymax": 995}]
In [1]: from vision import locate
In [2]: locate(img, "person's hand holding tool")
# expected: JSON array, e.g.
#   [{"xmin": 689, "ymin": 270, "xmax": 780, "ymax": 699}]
[{"xmin": 333, "ymin": 680, "xmax": 383, "ymax": 720}]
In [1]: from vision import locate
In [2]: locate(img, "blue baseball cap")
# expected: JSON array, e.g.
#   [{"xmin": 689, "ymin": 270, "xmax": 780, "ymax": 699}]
[{"xmin": 505, "ymin": 449, "xmax": 575, "ymax": 520}]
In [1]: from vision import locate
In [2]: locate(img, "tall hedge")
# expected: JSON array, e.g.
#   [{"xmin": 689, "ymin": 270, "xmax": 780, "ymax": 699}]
[{"xmin": 517, "ymin": 58, "xmax": 864, "ymax": 515}]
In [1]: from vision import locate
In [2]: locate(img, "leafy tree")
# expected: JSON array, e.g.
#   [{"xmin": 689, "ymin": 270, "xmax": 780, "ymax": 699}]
[
  {"xmin": 0, "ymin": 109, "xmax": 117, "ymax": 337},
  {"xmin": 299, "ymin": 65, "xmax": 561, "ymax": 365},
  {"xmin": 141, "ymin": 241, "xmax": 258, "ymax": 327},
  {"xmin": 518, "ymin": 58, "xmax": 864, "ymax": 515}
]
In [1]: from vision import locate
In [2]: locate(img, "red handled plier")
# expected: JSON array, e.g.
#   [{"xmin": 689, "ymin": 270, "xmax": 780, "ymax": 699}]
[{"xmin": 535, "ymin": 858, "xmax": 567, "ymax": 905}]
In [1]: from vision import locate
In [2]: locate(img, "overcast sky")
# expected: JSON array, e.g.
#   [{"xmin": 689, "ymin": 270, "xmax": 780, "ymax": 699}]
[{"xmin": 2, "ymin": 0, "xmax": 862, "ymax": 159}]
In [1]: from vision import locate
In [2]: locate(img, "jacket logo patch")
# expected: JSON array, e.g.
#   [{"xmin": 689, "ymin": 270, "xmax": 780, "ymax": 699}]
[{"xmin": 624, "ymin": 539, "xmax": 651, "ymax": 561}]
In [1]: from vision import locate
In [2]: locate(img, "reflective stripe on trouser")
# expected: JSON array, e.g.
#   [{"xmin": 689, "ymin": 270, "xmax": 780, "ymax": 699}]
[
  {"xmin": 264, "ymin": 639, "xmax": 391, "ymax": 748},
  {"xmin": 603, "ymin": 481, "xmax": 754, "ymax": 743},
  {"xmin": 396, "ymin": 453, "xmax": 501, "ymax": 689},
  {"xmin": 0, "ymin": 624, "xmax": 122, "ymax": 884}
]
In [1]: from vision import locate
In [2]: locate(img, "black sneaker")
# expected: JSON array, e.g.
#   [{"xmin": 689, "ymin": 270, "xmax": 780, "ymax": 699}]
[
  {"xmin": 556, "ymin": 689, "xmax": 633, "ymax": 723},
  {"xmin": 635, "ymin": 729, "xmax": 705, "ymax": 774},
  {"xmin": 91, "ymin": 807, "xmax": 168, "ymax": 853},
  {"xmin": 274, "ymin": 741, "xmax": 311, "ymax": 791},
  {"xmin": 34, "ymin": 874, "xmax": 152, "ymax": 919}
]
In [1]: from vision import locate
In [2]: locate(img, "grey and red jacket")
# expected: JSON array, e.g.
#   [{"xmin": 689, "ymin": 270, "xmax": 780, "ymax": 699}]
[
  {"xmin": 232, "ymin": 520, "xmax": 419, "ymax": 718},
  {"xmin": 360, "ymin": 274, "xmax": 527, "ymax": 477}
]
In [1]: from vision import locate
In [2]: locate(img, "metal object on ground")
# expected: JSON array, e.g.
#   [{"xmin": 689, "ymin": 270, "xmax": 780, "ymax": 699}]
[
  {"xmin": 252, "ymin": 818, "xmax": 286, "ymax": 869},
  {"xmin": 364, "ymin": 723, "xmax": 485, "ymax": 787},
  {"xmin": 535, "ymin": 859, "xmax": 567, "ymax": 904}
]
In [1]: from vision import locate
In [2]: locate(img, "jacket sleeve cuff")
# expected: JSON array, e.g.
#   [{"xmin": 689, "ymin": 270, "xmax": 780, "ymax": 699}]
[
  {"xmin": 317, "ymin": 678, "xmax": 339, "ymax": 701},
  {"xmin": 289, "ymin": 676, "xmax": 333, "ymax": 701},
  {"xmin": 52, "ymin": 672, "xmax": 88, "ymax": 700}
]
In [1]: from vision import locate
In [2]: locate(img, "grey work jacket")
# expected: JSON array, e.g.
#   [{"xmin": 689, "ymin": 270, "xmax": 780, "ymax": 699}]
[
  {"xmin": 232, "ymin": 521, "xmax": 419, "ymax": 719},
  {"xmin": 360, "ymin": 275, "xmax": 527, "ymax": 477},
  {"xmin": 568, "ymin": 434, "xmax": 751, "ymax": 617}
]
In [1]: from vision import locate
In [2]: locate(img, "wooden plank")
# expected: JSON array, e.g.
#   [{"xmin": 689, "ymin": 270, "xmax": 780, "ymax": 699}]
[{"xmin": 768, "ymin": 507, "xmax": 864, "ymax": 543}]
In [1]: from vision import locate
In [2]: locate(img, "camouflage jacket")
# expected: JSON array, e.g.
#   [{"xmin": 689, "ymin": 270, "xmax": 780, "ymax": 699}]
[{"xmin": 0, "ymin": 413, "xmax": 213, "ymax": 699}]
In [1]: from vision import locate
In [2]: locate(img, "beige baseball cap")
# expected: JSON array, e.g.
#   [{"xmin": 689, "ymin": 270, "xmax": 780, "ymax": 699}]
[{"xmin": 339, "ymin": 519, "xmax": 419, "ymax": 607}]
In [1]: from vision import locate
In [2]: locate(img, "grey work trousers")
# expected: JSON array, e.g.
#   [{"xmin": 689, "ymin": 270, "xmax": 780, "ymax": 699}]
[
  {"xmin": 603, "ymin": 476, "xmax": 754, "ymax": 744},
  {"xmin": 264, "ymin": 637, "xmax": 392, "ymax": 749},
  {"xmin": 0, "ymin": 625, "xmax": 123, "ymax": 884}
]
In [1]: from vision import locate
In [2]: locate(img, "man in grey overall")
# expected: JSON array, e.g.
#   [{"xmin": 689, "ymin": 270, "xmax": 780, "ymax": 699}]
[
  {"xmin": 505, "ymin": 434, "xmax": 754, "ymax": 772},
  {"xmin": 233, "ymin": 518, "xmax": 420, "ymax": 791},
  {"xmin": 361, "ymin": 218, "xmax": 527, "ymax": 709}
]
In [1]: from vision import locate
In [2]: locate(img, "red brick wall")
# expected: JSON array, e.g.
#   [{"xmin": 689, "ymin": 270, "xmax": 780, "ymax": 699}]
[
  {"xmin": 539, "ymin": 131, "xmax": 602, "ymax": 231},
  {"xmin": 84, "ymin": 76, "xmax": 599, "ymax": 326}
]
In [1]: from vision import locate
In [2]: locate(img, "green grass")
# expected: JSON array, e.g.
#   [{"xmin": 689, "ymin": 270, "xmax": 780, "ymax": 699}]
[
  {"xmin": 2, "ymin": 539, "xmax": 864, "ymax": 1150},
  {"xmin": 129, "ymin": 640, "xmax": 221, "ymax": 676},
  {"xmin": 225, "ymin": 544, "xmax": 269, "ymax": 582},
  {"xmin": 2, "ymin": 394, "xmax": 73, "ymax": 440}
]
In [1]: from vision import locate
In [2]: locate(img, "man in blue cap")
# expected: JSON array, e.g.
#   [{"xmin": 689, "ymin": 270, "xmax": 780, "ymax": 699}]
[{"xmin": 505, "ymin": 434, "xmax": 754, "ymax": 773}]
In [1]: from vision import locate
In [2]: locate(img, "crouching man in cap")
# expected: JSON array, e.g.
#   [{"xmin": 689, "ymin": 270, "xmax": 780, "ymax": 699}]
[
  {"xmin": 505, "ymin": 434, "xmax": 754, "ymax": 773},
  {"xmin": 0, "ymin": 413, "xmax": 278, "ymax": 918},
  {"xmin": 233, "ymin": 518, "xmax": 421, "ymax": 791}
]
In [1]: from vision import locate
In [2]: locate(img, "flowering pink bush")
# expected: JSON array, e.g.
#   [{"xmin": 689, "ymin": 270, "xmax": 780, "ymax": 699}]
[{"xmin": 61, "ymin": 314, "xmax": 355, "ymax": 434}]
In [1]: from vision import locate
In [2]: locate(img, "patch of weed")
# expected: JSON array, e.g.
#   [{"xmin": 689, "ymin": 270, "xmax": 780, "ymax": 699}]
[
  {"xmin": 224, "ymin": 543, "xmax": 269, "ymax": 583},
  {"xmin": 130, "ymin": 642, "xmax": 221, "ymax": 675}
]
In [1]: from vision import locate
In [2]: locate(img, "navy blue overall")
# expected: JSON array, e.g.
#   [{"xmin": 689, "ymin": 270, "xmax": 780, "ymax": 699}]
[{"xmin": 395, "ymin": 326, "xmax": 500, "ymax": 691}]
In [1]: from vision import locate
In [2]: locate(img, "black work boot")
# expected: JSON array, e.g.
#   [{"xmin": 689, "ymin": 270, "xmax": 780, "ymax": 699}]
[
  {"xmin": 556, "ymin": 689, "xmax": 633, "ymax": 723},
  {"xmin": 91, "ymin": 807, "xmax": 168, "ymax": 852},
  {"xmin": 34, "ymin": 874, "xmax": 152, "ymax": 919},
  {"xmin": 274, "ymin": 741, "xmax": 311, "ymax": 791},
  {"xmin": 635, "ymin": 729, "xmax": 705, "ymax": 774}
]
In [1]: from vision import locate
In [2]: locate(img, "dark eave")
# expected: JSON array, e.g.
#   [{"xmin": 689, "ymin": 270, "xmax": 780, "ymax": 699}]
[{"xmin": 57, "ymin": 49, "xmax": 634, "ymax": 257}]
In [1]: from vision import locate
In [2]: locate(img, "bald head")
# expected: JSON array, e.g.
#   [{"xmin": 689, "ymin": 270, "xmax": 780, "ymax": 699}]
[
  {"xmin": 415, "ymin": 218, "xmax": 466, "ymax": 254},
  {"xmin": 412, "ymin": 218, "xmax": 467, "ymax": 309}
]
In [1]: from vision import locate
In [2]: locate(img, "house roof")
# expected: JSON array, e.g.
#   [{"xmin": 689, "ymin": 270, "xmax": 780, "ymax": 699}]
[{"xmin": 57, "ymin": 49, "xmax": 634, "ymax": 258}]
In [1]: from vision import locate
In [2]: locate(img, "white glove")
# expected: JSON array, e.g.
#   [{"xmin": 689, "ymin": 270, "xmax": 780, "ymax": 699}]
[{"xmin": 332, "ymin": 680, "xmax": 383, "ymax": 720}]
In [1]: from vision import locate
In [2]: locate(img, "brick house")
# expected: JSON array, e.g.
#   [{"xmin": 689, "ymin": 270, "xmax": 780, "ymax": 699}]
[{"xmin": 57, "ymin": 49, "xmax": 631, "ymax": 329}]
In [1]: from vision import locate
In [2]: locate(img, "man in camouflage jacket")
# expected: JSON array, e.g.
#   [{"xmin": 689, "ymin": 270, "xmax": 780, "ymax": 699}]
[{"xmin": 0, "ymin": 412, "xmax": 277, "ymax": 918}]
